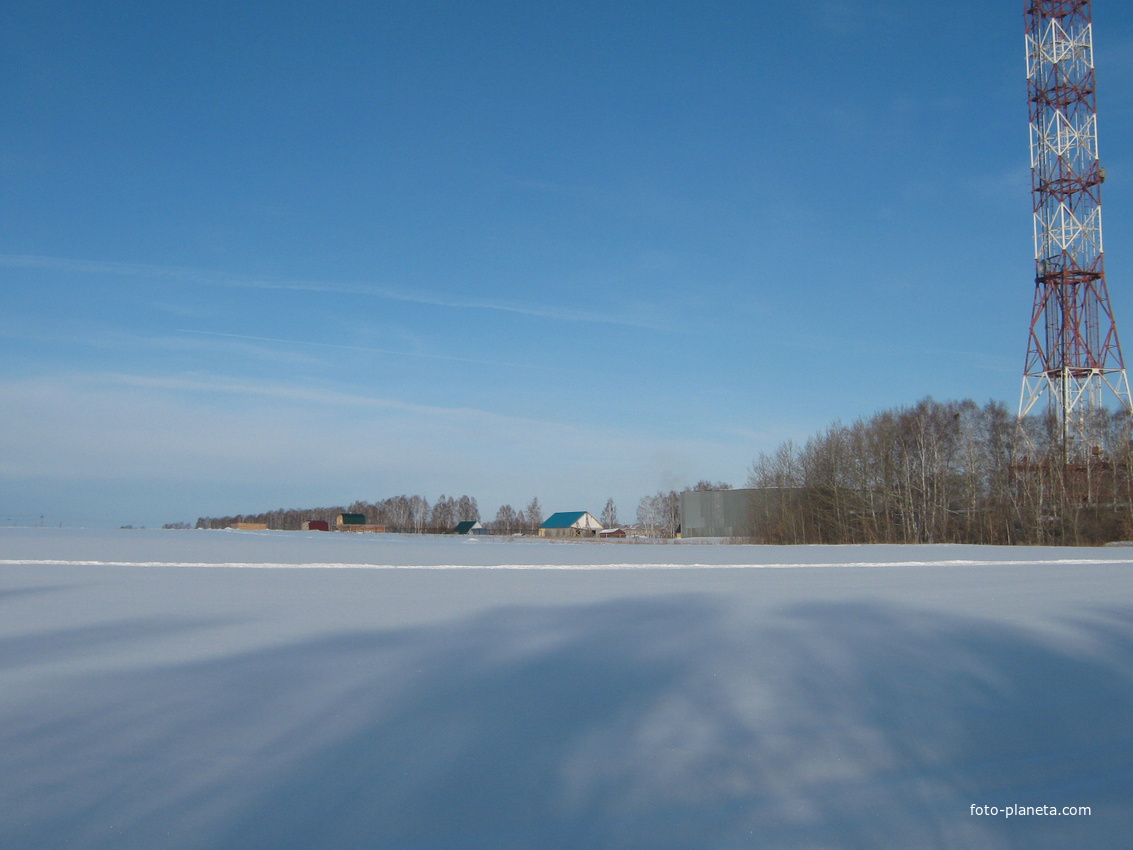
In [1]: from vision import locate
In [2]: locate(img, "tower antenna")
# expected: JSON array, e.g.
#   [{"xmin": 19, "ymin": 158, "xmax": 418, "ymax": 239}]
[{"xmin": 1019, "ymin": 0, "xmax": 1132, "ymax": 452}]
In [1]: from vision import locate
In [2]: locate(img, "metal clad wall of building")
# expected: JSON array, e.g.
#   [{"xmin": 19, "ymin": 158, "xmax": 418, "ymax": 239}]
[{"xmin": 680, "ymin": 489, "xmax": 757, "ymax": 538}]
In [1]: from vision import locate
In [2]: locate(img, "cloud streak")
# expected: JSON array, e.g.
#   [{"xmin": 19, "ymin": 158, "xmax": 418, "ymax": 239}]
[
  {"xmin": 87, "ymin": 371, "xmax": 510, "ymax": 420},
  {"xmin": 173, "ymin": 329, "xmax": 534, "ymax": 370},
  {"xmin": 0, "ymin": 254, "xmax": 667, "ymax": 330}
]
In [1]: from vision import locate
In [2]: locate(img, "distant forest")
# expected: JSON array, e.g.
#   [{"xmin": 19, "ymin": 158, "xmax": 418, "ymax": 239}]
[
  {"xmin": 198, "ymin": 494, "xmax": 503, "ymax": 535},
  {"xmin": 747, "ymin": 397, "xmax": 1133, "ymax": 546}
]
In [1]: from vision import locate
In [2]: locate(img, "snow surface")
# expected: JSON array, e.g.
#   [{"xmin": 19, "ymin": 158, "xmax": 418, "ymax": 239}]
[{"xmin": 2, "ymin": 527, "xmax": 1131, "ymax": 849}]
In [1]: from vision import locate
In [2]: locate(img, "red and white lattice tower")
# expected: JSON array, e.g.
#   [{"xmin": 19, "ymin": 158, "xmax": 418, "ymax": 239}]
[{"xmin": 1020, "ymin": 0, "xmax": 1132, "ymax": 449}]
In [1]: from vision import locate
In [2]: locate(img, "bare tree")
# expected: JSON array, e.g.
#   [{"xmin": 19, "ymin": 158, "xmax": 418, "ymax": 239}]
[
  {"xmin": 658, "ymin": 490, "xmax": 680, "ymax": 536},
  {"xmin": 409, "ymin": 496, "xmax": 429, "ymax": 533},
  {"xmin": 743, "ymin": 397, "xmax": 1091, "ymax": 545},
  {"xmin": 525, "ymin": 497, "xmax": 543, "ymax": 534},
  {"xmin": 634, "ymin": 491, "xmax": 680, "ymax": 537},
  {"xmin": 430, "ymin": 496, "xmax": 455, "ymax": 532},
  {"xmin": 493, "ymin": 504, "xmax": 517, "ymax": 535},
  {"xmin": 636, "ymin": 495, "xmax": 659, "ymax": 537},
  {"xmin": 455, "ymin": 495, "xmax": 479, "ymax": 523},
  {"xmin": 600, "ymin": 498, "xmax": 618, "ymax": 528}
]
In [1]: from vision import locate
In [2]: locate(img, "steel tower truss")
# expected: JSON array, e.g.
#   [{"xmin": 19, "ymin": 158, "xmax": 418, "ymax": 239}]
[{"xmin": 1020, "ymin": 0, "xmax": 1132, "ymax": 448}]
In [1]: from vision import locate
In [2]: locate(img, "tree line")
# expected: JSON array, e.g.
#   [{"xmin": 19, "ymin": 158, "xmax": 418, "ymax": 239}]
[
  {"xmin": 198, "ymin": 495, "xmax": 552, "ymax": 535},
  {"xmin": 746, "ymin": 397, "xmax": 1133, "ymax": 546},
  {"xmin": 198, "ymin": 494, "xmax": 476, "ymax": 533}
]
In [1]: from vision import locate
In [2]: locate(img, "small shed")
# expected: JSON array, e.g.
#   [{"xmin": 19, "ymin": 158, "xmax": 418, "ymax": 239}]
[
  {"xmin": 453, "ymin": 521, "xmax": 487, "ymax": 535},
  {"xmin": 540, "ymin": 511, "xmax": 604, "ymax": 538},
  {"xmin": 599, "ymin": 527, "xmax": 627, "ymax": 538},
  {"xmin": 336, "ymin": 513, "xmax": 386, "ymax": 533},
  {"xmin": 303, "ymin": 520, "xmax": 330, "ymax": 531}
]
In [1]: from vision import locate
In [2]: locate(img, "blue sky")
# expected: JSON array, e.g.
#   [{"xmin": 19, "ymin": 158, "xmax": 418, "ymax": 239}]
[{"xmin": 4, "ymin": 1, "xmax": 1133, "ymax": 527}]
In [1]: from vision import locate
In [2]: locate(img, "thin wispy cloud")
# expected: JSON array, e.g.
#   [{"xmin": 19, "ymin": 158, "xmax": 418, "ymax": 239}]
[
  {"xmin": 0, "ymin": 253, "xmax": 668, "ymax": 330},
  {"xmin": 40, "ymin": 369, "xmax": 675, "ymax": 441},
  {"xmin": 90, "ymin": 371, "xmax": 492, "ymax": 419},
  {"xmin": 175, "ymin": 329, "xmax": 533, "ymax": 370},
  {"xmin": 0, "ymin": 320, "xmax": 505, "ymax": 369},
  {"xmin": 0, "ymin": 324, "xmax": 328, "ymax": 369}
]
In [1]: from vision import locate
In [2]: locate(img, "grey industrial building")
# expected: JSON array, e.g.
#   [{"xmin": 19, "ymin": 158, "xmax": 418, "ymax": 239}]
[
  {"xmin": 680, "ymin": 489, "xmax": 754, "ymax": 539},
  {"xmin": 680, "ymin": 488, "xmax": 806, "ymax": 539}
]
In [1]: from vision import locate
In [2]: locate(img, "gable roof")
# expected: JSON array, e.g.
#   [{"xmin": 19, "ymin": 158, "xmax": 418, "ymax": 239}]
[
  {"xmin": 453, "ymin": 520, "xmax": 482, "ymax": 533},
  {"xmin": 541, "ymin": 511, "xmax": 590, "ymax": 529}
]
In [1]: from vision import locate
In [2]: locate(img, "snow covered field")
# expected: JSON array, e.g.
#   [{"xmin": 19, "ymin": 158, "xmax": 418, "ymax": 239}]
[{"xmin": 2, "ymin": 528, "xmax": 1131, "ymax": 849}]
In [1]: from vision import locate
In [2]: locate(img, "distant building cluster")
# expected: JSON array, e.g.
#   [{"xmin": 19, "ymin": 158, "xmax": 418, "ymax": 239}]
[
  {"xmin": 193, "ymin": 487, "xmax": 717, "ymax": 540},
  {"xmin": 221, "ymin": 509, "xmax": 637, "ymax": 539}
]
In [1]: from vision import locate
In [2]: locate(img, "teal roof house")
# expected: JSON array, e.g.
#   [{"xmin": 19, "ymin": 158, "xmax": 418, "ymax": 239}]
[{"xmin": 539, "ymin": 511, "xmax": 603, "ymax": 538}]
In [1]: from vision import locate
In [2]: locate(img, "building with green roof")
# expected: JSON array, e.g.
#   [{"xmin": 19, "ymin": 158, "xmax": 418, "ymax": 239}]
[{"xmin": 539, "ymin": 511, "xmax": 603, "ymax": 538}]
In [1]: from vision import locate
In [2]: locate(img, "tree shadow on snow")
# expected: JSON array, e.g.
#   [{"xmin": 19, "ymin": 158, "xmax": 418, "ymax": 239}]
[{"xmin": 2, "ymin": 597, "xmax": 1132, "ymax": 850}]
